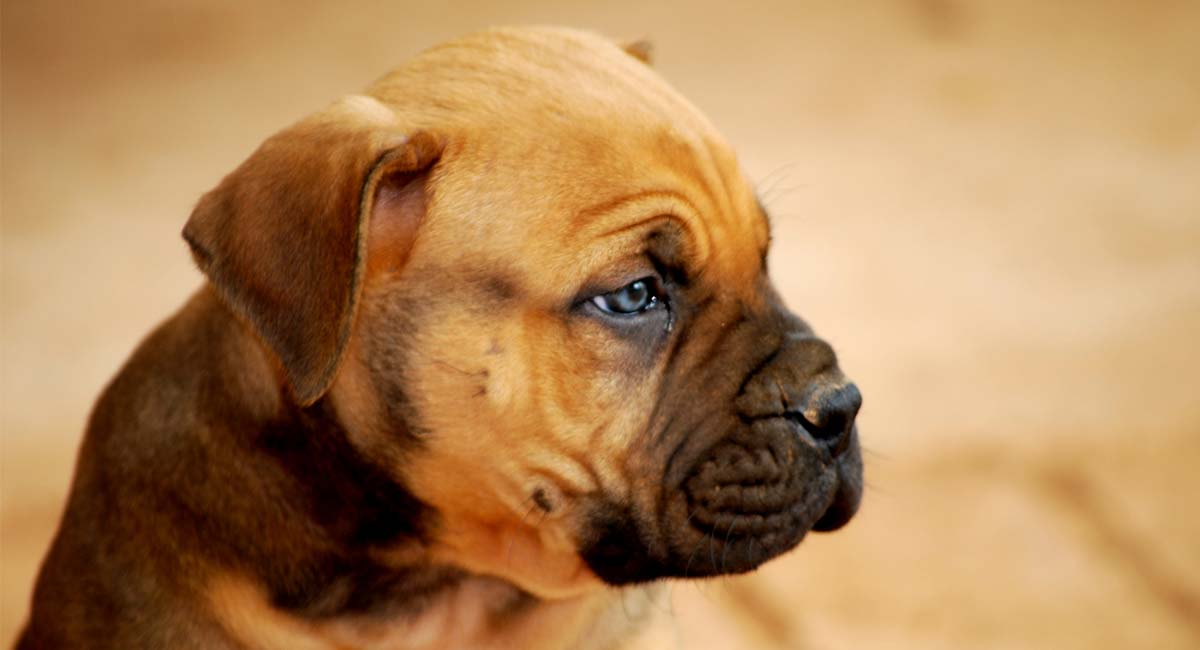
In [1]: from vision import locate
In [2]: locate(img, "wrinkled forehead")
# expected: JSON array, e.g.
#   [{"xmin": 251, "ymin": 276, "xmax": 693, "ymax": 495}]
[
  {"xmin": 449, "ymin": 121, "xmax": 766, "ymax": 289},
  {"xmin": 370, "ymin": 28, "xmax": 768, "ymax": 293}
]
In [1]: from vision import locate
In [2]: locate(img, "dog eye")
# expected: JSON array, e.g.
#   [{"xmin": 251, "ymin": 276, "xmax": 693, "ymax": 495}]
[{"xmin": 591, "ymin": 277, "xmax": 663, "ymax": 315}]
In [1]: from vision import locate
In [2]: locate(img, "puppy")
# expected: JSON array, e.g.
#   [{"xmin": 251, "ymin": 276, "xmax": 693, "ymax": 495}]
[{"xmin": 18, "ymin": 26, "xmax": 862, "ymax": 649}]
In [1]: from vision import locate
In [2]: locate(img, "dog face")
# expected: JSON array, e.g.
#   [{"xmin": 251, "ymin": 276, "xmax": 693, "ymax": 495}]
[{"xmin": 185, "ymin": 27, "xmax": 861, "ymax": 600}]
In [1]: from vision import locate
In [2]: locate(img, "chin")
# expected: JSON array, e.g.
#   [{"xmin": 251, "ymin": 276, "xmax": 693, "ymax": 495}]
[{"xmin": 580, "ymin": 421, "xmax": 863, "ymax": 585}]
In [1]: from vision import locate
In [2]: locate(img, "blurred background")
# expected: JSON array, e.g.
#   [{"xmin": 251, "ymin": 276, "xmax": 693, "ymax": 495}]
[{"xmin": 3, "ymin": 1, "xmax": 1198, "ymax": 647}]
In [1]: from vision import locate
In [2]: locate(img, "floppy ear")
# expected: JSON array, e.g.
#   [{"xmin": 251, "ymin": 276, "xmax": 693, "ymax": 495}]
[{"xmin": 183, "ymin": 95, "xmax": 443, "ymax": 406}]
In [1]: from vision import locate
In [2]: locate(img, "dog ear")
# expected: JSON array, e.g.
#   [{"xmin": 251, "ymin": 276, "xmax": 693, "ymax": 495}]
[
  {"xmin": 183, "ymin": 95, "xmax": 442, "ymax": 406},
  {"xmin": 622, "ymin": 39, "xmax": 654, "ymax": 65}
]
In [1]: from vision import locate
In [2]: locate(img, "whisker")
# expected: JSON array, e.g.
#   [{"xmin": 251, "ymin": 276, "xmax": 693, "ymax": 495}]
[
  {"xmin": 682, "ymin": 541, "xmax": 702, "ymax": 581},
  {"xmin": 503, "ymin": 533, "xmax": 516, "ymax": 569},
  {"xmin": 860, "ymin": 445, "xmax": 891, "ymax": 461},
  {"xmin": 863, "ymin": 479, "xmax": 891, "ymax": 496},
  {"xmin": 680, "ymin": 517, "xmax": 706, "ymax": 579},
  {"xmin": 707, "ymin": 527, "xmax": 718, "ymax": 574},
  {"xmin": 504, "ymin": 494, "xmax": 541, "ymax": 568},
  {"xmin": 517, "ymin": 493, "xmax": 539, "ymax": 525},
  {"xmin": 759, "ymin": 182, "xmax": 809, "ymax": 208},
  {"xmin": 719, "ymin": 517, "xmax": 737, "ymax": 573},
  {"xmin": 753, "ymin": 161, "xmax": 801, "ymax": 202}
]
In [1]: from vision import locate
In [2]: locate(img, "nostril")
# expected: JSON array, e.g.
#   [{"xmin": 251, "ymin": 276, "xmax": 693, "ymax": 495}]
[
  {"xmin": 791, "ymin": 383, "xmax": 862, "ymax": 452},
  {"xmin": 787, "ymin": 411, "xmax": 840, "ymax": 442}
]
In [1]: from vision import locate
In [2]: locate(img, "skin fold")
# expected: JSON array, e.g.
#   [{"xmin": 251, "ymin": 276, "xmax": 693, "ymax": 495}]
[{"xmin": 18, "ymin": 26, "xmax": 861, "ymax": 650}]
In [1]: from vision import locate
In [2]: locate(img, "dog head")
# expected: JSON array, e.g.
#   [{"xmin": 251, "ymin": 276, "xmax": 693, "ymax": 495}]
[{"xmin": 184, "ymin": 27, "xmax": 861, "ymax": 599}]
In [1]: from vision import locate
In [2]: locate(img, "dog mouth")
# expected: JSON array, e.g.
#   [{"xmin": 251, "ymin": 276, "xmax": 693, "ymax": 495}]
[
  {"xmin": 682, "ymin": 418, "xmax": 835, "ymax": 558},
  {"xmin": 580, "ymin": 417, "xmax": 861, "ymax": 585}
]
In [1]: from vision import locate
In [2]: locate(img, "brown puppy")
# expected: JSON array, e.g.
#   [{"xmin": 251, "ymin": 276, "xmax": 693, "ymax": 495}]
[{"xmin": 18, "ymin": 26, "xmax": 863, "ymax": 649}]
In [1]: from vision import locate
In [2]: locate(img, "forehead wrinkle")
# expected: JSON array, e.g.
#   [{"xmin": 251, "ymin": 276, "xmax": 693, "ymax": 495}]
[
  {"xmin": 570, "ymin": 192, "xmax": 712, "ymax": 270},
  {"xmin": 646, "ymin": 131, "xmax": 723, "ymax": 219},
  {"xmin": 644, "ymin": 131, "xmax": 764, "ymax": 284},
  {"xmin": 699, "ymin": 137, "xmax": 737, "ymax": 226},
  {"xmin": 694, "ymin": 138, "xmax": 769, "ymax": 283},
  {"xmin": 703, "ymin": 139, "xmax": 764, "ymax": 243},
  {"xmin": 569, "ymin": 190, "xmax": 685, "ymax": 230}
]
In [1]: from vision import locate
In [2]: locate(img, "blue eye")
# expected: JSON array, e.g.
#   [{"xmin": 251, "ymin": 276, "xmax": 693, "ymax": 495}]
[{"xmin": 591, "ymin": 277, "xmax": 663, "ymax": 314}]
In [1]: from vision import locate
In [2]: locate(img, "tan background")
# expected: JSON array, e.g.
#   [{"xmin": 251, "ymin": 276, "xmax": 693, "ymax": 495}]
[{"xmin": 3, "ymin": 1, "xmax": 1199, "ymax": 648}]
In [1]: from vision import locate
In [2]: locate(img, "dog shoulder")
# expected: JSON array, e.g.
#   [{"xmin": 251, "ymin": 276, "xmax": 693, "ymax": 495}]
[{"xmin": 20, "ymin": 288, "xmax": 281, "ymax": 648}]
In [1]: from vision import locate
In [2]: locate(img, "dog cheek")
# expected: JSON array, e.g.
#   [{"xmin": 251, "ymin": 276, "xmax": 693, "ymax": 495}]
[
  {"xmin": 477, "ymin": 336, "xmax": 525, "ymax": 414},
  {"xmin": 356, "ymin": 289, "xmax": 432, "ymax": 438}
]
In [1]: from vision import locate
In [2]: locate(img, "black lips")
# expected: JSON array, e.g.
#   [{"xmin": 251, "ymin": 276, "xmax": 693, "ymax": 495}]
[{"xmin": 580, "ymin": 417, "xmax": 845, "ymax": 585}]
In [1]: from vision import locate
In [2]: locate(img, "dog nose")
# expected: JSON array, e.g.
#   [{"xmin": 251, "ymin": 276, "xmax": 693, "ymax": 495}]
[
  {"xmin": 734, "ymin": 333, "xmax": 861, "ymax": 457},
  {"xmin": 790, "ymin": 381, "xmax": 861, "ymax": 456}
]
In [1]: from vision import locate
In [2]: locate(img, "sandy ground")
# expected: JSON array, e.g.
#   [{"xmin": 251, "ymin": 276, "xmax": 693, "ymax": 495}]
[{"xmin": 3, "ymin": 1, "xmax": 1199, "ymax": 647}]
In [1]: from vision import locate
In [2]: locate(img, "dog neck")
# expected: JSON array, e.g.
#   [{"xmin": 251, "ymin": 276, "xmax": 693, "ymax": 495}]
[
  {"xmin": 208, "ymin": 562, "xmax": 637, "ymax": 650},
  {"xmin": 208, "ymin": 570, "xmax": 659, "ymax": 650},
  {"xmin": 205, "ymin": 559, "xmax": 662, "ymax": 650},
  {"xmin": 209, "ymin": 571, "xmax": 546, "ymax": 649}
]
